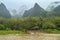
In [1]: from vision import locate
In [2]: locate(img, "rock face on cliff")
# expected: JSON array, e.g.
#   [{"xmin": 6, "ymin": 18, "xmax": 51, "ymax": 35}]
[
  {"xmin": 23, "ymin": 3, "xmax": 46, "ymax": 17},
  {"xmin": 0, "ymin": 3, "xmax": 11, "ymax": 18}
]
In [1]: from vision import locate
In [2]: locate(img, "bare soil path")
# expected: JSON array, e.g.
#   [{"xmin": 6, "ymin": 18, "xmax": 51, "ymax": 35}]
[{"xmin": 0, "ymin": 31, "xmax": 60, "ymax": 40}]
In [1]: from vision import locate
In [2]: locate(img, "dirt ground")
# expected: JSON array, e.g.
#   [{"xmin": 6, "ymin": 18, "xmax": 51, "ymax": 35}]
[{"xmin": 0, "ymin": 32, "xmax": 60, "ymax": 40}]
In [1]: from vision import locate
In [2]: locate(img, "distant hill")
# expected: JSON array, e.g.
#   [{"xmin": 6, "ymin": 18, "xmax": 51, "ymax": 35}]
[
  {"xmin": 53, "ymin": 5, "xmax": 60, "ymax": 16},
  {"xmin": 23, "ymin": 3, "xmax": 46, "ymax": 17},
  {"xmin": 47, "ymin": 1, "xmax": 60, "ymax": 11},
  {"xmin": 47, "ymin": 1, "xmax": 60, "ymax": 17},
  {"xmin": 0, "ymin": 3, "xmax": 11, "ymax": 18}
]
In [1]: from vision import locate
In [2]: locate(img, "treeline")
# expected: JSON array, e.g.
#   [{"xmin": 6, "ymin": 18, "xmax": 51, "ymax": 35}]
[{"xmin": 0, "ymin": 17, "xmax": 60, "ymax": 33}]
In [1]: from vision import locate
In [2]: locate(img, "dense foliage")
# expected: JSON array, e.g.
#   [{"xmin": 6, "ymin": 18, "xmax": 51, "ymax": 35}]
[{"xmin": 0, "ymin": 17, "xmax": 60, "ymax": 33}]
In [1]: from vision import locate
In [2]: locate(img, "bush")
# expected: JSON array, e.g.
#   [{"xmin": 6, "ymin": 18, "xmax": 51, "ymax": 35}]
[
  {"xmin": 55, "ymin": 17, "xmax": 60, "ymax": 29},
  {"xmin": 0, "ymin": 24, "xmax": 6, "ymax": 30},
  {"xmin": 0, "ymin": 18, "xmax": 6, "ymax": 24},
  {"xmin": 4, "ymin": 18, "xmax": 18, "ymax": 30},
  {"xmin": 44, "ymin": 29, "xmax": 59, "ymax": 33},
  {"xmin": 42, "ymin": 22, "xmax": 57, "ymax": 29}
]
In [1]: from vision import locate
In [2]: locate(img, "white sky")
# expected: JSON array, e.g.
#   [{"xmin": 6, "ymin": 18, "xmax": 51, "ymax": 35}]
[{"xmin": 0, "ymin": 0, "xmax": 60, "ymax": 10}]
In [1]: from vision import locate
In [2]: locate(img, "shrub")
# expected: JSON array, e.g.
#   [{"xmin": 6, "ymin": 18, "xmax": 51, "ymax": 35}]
[
  {"xmin": 0, "ymin": 18, "xmax": 6, "ymax": 24},
  {"xmin": 54, "ymin": 17, "xmax": 60, "ymax": 29},
  {"xmin": 5, "ymin": 18, "xmax": 17, "ymax": 30},
  {"xmin": 44, "ymin": 29, "xmax": 59, "ymax": 33},
  {"xmin": 0, "ymin": 24, "xmax": 6, "ymax": 30},
  {"xmin": 42, "ymin": 22, "xmax": 57, "ymax": 29}
]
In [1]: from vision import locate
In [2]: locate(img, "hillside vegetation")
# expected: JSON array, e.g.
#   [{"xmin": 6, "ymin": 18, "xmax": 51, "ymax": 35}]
[{"xmin": 0, "ymin": 17, "xmax": 60, "ymax": 34}]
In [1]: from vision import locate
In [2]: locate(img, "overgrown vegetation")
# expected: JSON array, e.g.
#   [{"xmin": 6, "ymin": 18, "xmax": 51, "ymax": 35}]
[{"xmin": 0, "ymin": 17, "xmax": 60, "ymax": 34}]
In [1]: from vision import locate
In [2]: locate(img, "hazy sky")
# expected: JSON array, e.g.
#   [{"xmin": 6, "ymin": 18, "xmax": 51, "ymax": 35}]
[{"xmin": 0, "ymin": 0, "xmax": 60, "ymax": 10}]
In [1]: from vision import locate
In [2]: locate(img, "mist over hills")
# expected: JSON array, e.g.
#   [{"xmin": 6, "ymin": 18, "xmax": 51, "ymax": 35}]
[
  {"xmin": 9, "ymin": 5, "xmax": 27, "ymax": 18},
  {"xmin": 47, "ymin": 1, "xmax": 60, "ymax": 11},
  {"xmin": 0, "ymin": 1, "xmax": 60, "ymax": 18},
  {"xmin": 47, "ymin": 1, "xmax": 60, "ymax": 17}
]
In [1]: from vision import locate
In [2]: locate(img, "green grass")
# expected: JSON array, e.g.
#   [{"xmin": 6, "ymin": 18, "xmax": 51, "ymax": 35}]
[
  {"xmin": 0, "ymin": 29, "xmax": 60, "ymax": 35},
  {"xmin": 0, "ymin": 30, "xmax": 26, "ymax": 35},
  {"xmin": 44, "ymin": 29, "xmax": 60, "ymax": 34}
]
